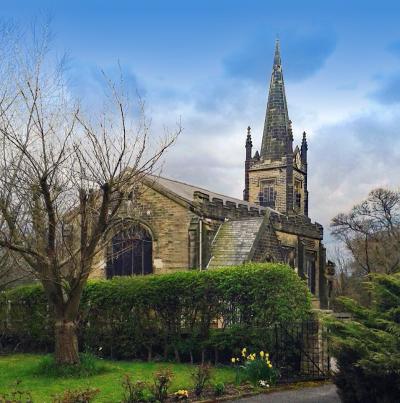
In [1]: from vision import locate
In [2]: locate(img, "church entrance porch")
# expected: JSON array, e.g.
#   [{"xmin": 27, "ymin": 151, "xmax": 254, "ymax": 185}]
[{"xmin": 106, "ymin": 224, "xmax": 153, "ymax": 278}]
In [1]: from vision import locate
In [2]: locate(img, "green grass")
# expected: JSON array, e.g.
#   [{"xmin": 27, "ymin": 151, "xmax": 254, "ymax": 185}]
[{"xmin": 0, "ymin": 354, "xmax": 236, "ymax": 402}]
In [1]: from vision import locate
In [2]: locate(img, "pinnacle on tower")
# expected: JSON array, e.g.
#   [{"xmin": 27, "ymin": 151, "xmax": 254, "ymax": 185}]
[
  {"xmin": 243, "ymin": 126, "xmax": 253, "ymax": 201},
  {"xmin": 301, "ymin": 131, "xmax": 308, "ymax": 149},
  {"xmin": 246, "ymin": 126, "xmax": 252, "ymax": 147},
  {"xmin": 301, "ymin": 131, "xmax": 308, "ymax": 164},
  {"xmin": 260, "ymin": 39, "xmax": 292, "ymax": 160}
]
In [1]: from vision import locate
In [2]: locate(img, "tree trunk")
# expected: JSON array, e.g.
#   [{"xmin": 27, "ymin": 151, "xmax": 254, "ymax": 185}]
[
  {"xmin": 174, "ymin": 347, "xmax": 180, "ymax": 363},
  {"xmin": 54, "ymin": 319, "xmax": 80, "ymax": 365},
  {"xmin": 214, "ymin": 348, "xmax": 218, "ymax": 365}
]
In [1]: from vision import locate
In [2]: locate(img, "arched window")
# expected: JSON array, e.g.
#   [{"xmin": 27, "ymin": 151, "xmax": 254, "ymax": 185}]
[{"xmin": 106, "ymin": 224, "xmax": 153, "ymax": 278}]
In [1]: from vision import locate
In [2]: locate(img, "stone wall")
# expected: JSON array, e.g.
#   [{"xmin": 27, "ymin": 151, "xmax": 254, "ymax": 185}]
[
  {"xmin": 293, "ymin": 168, "xmax": 306, "ymax": 215},
  {"xmin": 250, "ymin": 216, "xmax": 284, "ymax": 262},
  {"xmin": 248, "ymin": 161, "xmax": 288, "ymax": 212},
  {"xmin": 92, "ymin": 183, "xmax": 198, "ymax": 277}
]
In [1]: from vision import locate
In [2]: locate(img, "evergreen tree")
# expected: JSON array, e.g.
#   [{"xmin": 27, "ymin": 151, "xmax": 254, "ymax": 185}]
[{"xmin": 326, "ymin": 273, "xmax": 400, "ymax": 402}]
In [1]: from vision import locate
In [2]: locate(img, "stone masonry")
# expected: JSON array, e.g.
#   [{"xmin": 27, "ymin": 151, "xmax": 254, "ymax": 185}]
[{"xmin": 92, "ymin": 40, "xmax": 333, "ymax": 309}]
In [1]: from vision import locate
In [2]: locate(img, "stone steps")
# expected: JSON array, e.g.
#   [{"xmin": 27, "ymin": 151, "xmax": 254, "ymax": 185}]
[{"xmin": 208, "ymin": 217, "xmax": 264, "ymax": 268}]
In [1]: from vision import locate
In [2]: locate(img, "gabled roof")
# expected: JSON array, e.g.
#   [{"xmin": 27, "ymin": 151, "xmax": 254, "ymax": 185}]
[{"xmin": 145, "ymin": 174, "xmax": 271, "ymax": 212}]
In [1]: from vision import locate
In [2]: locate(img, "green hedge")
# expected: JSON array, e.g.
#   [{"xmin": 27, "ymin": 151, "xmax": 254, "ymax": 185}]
[{"xmin": 0, "ymin": 263, "xmax": 311, "ymax": 361}]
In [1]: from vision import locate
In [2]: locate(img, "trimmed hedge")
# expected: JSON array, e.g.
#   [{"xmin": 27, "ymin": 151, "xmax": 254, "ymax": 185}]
[{"xmin": 0, "ymin": 263, "xmax": 311, "ymax": 361}]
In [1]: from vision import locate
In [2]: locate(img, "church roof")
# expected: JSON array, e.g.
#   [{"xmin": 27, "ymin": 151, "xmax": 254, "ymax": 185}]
[
  {"xmin": 260, "ymin": 39, "xmax": 292, "ymax": 160},
  {"xmin": 146, "ymin": 174, "xmax": 271, "ymax": 212}
]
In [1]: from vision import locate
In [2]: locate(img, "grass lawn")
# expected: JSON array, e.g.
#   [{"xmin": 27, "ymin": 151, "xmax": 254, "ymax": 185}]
[{"xmin": 0, "ymin": 354, "xmax": 236, "ymax": 402}]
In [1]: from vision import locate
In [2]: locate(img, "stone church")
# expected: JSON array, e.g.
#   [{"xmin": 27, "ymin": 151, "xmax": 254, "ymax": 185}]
[{"xmin": 97, "ymin": 41, "xmax": 332, "ymax": 309}]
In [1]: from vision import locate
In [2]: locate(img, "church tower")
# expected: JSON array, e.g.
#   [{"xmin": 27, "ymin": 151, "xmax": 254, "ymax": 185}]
[{"xmin": 244, "ymin": 40, "xmax": 308, "ymax": 216}]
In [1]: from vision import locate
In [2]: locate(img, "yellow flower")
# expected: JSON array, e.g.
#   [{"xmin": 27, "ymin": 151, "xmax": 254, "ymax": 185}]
[
  {"xmin": 175, "ymin": 390, "xmax": 189, "ymax": 398},
  {"xmin": 236, "ymin": 357, "xmax": 240, "ymax": 362},
  {"xmin": 260, "ymin": 351, "xmax": 264, "ymax": 358},
  {"xmin": 231, "ymin": 357, "xmax": 236, "ymax": 363},
  {"xmin": 268, "ymin": 363, "xmax": 272, "ymax": 368},
  {"xmin": 241, "ymin": 347, "xmax": 247, "ymax": 357}
]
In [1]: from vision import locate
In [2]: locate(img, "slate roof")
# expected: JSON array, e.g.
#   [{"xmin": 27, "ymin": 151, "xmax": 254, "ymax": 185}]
[{"xmin": 146, "ymin": 174, "xmax": 272, "ymax": 212}]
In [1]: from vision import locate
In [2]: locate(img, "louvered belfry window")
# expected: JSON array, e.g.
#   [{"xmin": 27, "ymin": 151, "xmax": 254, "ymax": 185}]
[{"xmin": 258, "ymin": 180, "xmax": 276, "ymax": 208}]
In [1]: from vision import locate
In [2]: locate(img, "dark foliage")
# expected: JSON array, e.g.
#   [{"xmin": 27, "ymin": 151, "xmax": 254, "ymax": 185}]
[{"xmin": 325, "ymin": 273, "xmax": 400, "ymax": 403}]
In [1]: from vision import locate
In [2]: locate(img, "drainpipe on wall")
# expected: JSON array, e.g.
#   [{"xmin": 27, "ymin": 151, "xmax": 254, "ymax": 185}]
[{"xmin": 199, "ymin": 218, "xmax": 203, "ymax": 270}]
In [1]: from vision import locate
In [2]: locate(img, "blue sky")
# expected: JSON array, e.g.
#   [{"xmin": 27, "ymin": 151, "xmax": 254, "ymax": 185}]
[{"xmin": 3, "ymin": 0, "xmax": 400, "ymax": 248}]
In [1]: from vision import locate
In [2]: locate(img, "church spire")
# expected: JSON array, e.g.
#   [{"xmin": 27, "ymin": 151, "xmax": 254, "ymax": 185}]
[{"xmin": 260, "ymin": 39, "xmax": 292, "ymax": 160}]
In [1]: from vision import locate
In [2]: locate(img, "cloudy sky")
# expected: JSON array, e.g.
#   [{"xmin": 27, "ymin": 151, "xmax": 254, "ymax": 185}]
[{"xmin": 3, "ymin": 0, "xmax": 400, "ymax": 247}]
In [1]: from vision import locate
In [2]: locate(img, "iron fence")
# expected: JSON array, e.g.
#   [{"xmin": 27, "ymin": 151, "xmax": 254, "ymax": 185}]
[{"xmin": 0, "ymin": 316, "xmax": 330, "ymax": 383}]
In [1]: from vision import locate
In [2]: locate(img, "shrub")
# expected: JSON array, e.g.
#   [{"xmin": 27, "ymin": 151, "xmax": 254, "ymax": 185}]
[
  {"xmin": 152, "ymin": 368, "xmax": 173, "ymax": 403},
  {"xmin": 121, "ymin": 375, "xmax": 150, "ymax": 403},
  {"xmin": 213, "ymin": 382, "xmax": 225, "ymax": 397},
  {"xmin": 325, "ymin": 273, "xmax": 400, "ymax": 403},
  {"xmin": 51, "ymin": 387, "xmax": 99, "ymax": 403},
  {"xmin": 1, "ymin": 263, "xmax": 312, "ymax": 361},
  {"xmin": 190, "ymin": 364, "xmax": 212, "ymax": 397},
  {"xmin": 34, "ymin": 353, "xmax": 107, "ymax": 378}
]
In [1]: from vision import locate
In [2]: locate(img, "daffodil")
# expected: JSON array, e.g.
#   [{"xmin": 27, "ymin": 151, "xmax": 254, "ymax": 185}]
[
  {"xmin": 175, "ymin": 390, "xmax": 189, "ymax": 399},
  {"xmin": 268, "ymin": 363, "xmax": 272, "ymax": 368},
  {"xmin": 260, "ymin": 351, "xmax": 264, "ymax": 357},
  {"xmin": 231, "ymin": 357, "xmax": 236, "ymax": 363},
  {"xmin": 241, "ymin": 347, "xmax": 247, "ymax": 357}
]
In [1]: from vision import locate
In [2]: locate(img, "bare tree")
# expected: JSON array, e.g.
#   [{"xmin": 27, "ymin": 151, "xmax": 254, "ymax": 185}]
[
  {"xmin": 331, "ymin": 188, "xmax": 400, "ymax": 277},
  {"xmin": 0, "ymin": 25, "xmax": 179, "ymax": 364},
  {"xmin": 0, "ymin": 248, "xmax": 36, "ymax": 290}
]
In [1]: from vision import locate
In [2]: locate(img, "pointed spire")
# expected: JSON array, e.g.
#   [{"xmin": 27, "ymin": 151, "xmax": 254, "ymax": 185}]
[
  {"xmin": 273, "ymin": 38, "xmax": 281, "ymax": 67},
  {"xmin": 260, "ymin": 40, "xmax": 292, "ymax": 160}
]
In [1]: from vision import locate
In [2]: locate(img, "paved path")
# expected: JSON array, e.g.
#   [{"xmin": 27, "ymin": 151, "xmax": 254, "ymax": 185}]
[{"xmin": 231, "ymin": 384, "xmax": 340, "ymax": 403}]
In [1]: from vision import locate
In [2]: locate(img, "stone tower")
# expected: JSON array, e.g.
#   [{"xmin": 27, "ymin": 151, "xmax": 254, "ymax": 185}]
[{"xmin": 244, "ymin": 40, "xmax": 308, "ymax": 216}]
